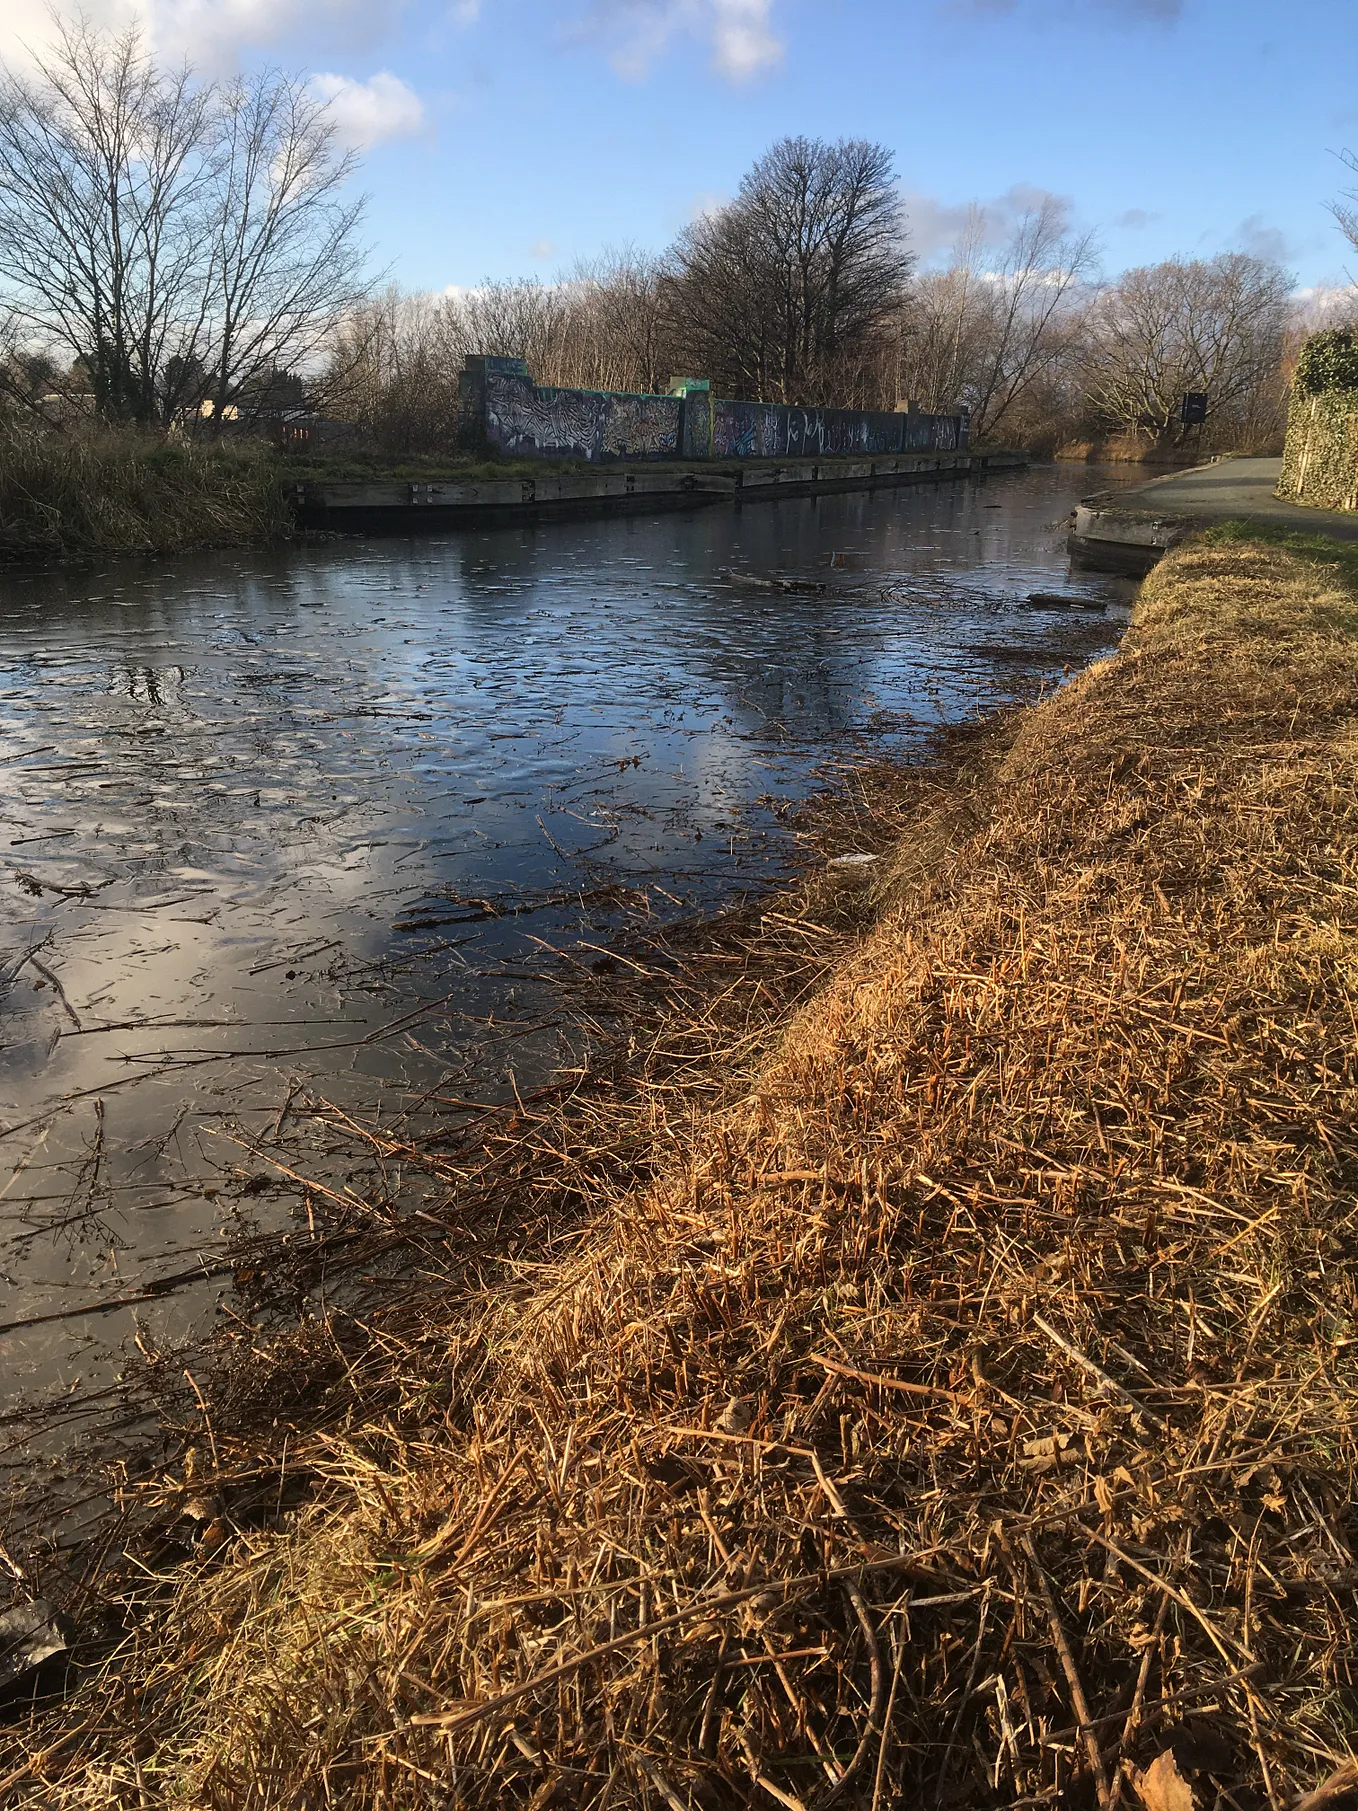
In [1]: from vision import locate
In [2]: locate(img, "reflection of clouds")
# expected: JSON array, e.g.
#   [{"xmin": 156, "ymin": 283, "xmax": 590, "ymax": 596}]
[{"xmin": 0, "ymin": 466, "xmax": 1122, "ymax": 1293}]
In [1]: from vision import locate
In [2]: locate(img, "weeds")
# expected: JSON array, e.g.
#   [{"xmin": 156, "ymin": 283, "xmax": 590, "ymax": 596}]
[{"xmin": 0, "ymin": 429, "xmax": 292, "ymax": 561}]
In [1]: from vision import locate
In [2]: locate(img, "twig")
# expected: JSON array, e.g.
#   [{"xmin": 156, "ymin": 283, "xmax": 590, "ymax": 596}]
[
  {"xmin": 1021, "ymin": 1535, "xmax": 1111, "ymax": 1810},
  {"xmin": 809, "ymin": 1353, "xmax": 964, "ymax": 1401},
  {"xmin": 1032, "ymin": 1314, "xmax": 1166, "ymax": 1430}
]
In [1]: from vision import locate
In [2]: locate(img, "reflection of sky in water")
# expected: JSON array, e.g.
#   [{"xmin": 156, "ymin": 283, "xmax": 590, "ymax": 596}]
[{"xmin": 0, "ymin": 465, "xmax": 1140, "ymax": 1413}]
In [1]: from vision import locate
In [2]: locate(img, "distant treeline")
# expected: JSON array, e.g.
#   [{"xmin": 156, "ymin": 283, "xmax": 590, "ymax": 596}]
[
  {"xmin": 1, "ymin": 20, "xmax": 1355, "ymax": 468},
  {"xmin": 320, "ymin": 138, "xmax": 1340, "ymax": 460}
]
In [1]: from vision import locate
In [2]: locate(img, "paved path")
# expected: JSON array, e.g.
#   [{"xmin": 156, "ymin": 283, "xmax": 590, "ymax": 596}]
[{"xmin": 1105, "ymin": 455, "xmax": 1358, "ymax": 541}]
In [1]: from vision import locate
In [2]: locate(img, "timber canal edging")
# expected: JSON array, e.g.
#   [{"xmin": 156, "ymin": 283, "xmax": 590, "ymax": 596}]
[{"xmin": 291, "ymin": 449, "xmax": 1026, "ymax": 535}]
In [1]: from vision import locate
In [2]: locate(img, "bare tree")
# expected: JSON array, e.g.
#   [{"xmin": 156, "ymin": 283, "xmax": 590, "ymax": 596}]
[
  {"xmin": 0, "ymin": 19, "xmax": 212, "ymax": 422},
  {"xmin": 560, "ymin": 247, "xmax": 671, "ymax": 393},
  {"xmin": 0, "ymin": 18, "xmax": 369, "ymax": 427},
  {"xmin": 1084, "ymin": 253, "xmax": 1290, "ymax": 450},
  {"xmin": 200, "ymin": 69, "xmax": 368, "ymax": 427},
  {"xmin": 324, "ymin": 285, "xmax": 466, "ymax": 451},
  {"xmin": 667, "ymin": 136, "xmax": 911, "ymax": 405},
  {"xmin": 899, "ymin": 198, "xmax": 1096, "ymax": 442},
  {"xmin": 456, "ymin": 279, "xmax": 571, "ymax": 381},
  {"xmin": 966, "ymin": 200, "xmax": 1097, "ymax": 440},
  {"xmin": 1331, "ymin": 149, "xmax": 1358, "ymax": 263}
]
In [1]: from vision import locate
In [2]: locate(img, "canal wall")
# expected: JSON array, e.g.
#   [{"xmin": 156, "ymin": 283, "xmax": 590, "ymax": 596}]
[
  {"xmin": 291, "ymin": 449, "xmax": 1023, "ymax": 534},
  {"xmin": 458, "ymin": 356, "xmax": 968, "ymax": 464}
]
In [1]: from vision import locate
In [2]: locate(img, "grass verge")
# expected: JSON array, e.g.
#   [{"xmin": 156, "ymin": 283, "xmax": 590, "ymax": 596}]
[
  {"xmin": 1202, "ymin": 515, "xmax": 1358, "ymax": 596},
  {"xmin": 0, "ymin": 430, "xmax": 292, "ymax": 561},
  {"xmin": 6, "ymin": 537, "xmax": 1358, "ymax": 1808}
]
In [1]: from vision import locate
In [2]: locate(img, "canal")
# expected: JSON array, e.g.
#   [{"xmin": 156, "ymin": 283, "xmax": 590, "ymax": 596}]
[{"xmin": 0, "ymin": 462, "xmax": 1138, "ymax": 1529}]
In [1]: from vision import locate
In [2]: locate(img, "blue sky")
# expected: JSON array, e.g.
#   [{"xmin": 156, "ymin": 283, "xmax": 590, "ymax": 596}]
[{"xmin": 4, "ymin": 0, "xmax": 1356, "ymax": 292}]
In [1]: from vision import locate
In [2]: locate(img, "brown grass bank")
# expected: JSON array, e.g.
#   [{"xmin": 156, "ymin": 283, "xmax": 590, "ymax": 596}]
[
  {"xmin": 0, "ymin": 429, "xmax": 292, "ymax": 561},
  {"xmin": 8, "ymin": 537, "xmax": 1358, "ymax": 1808}
]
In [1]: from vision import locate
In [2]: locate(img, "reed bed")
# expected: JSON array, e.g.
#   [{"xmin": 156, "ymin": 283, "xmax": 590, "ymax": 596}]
[
  {"xmin": 7, "ymin": 538, "xmax": 1358, "ymax": 1809},
  {"xmin": 0, "ymin": 428, "xmax": 290, "ymax": 559}
]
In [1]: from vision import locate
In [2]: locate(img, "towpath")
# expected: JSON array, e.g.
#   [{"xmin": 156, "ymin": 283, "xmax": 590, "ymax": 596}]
[{"xmin": 1107, "ymin": 455, "xmax": 1358, "ymax": 540}]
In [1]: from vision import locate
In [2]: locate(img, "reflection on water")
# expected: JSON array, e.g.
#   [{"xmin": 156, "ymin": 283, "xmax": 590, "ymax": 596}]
[{"xmin": 0, "ymin": 464, "xmax": 1138, "ymax": 1436}]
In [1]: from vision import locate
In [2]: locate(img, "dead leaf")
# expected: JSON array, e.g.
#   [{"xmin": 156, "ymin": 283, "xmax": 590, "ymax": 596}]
[
  {"xmin": 717, "ymin": 1396, "xmax": 753, "ymax": 1435},
  {"xmin": 1134, "ymin": 1748, "xmax": 1196, "ymax": 1811},
  {"xmin": 1018, "ymin": 1430, "xmax": 1084, "ymax": 1474}
]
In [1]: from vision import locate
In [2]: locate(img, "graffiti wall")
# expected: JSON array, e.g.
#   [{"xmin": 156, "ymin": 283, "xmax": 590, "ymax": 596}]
[
  {"xmin": 461, "ymin": 356, "xmax": 968, "ymax": 463},
  {"xmin": 697, "ymin": 400, "xmax": 965, "ymax": 460},
  {"xmin": 482, "ymin": 370, "xmax": 682, "ymax": 463}
]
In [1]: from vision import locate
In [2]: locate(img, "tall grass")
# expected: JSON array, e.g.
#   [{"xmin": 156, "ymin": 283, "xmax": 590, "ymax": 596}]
[{"xmin": 0, "ymin": 427, "xmax": 291, "ymax": 561}]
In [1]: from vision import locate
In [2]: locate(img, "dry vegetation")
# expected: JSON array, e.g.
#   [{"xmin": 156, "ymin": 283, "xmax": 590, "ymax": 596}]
[
  {"xmin": 0, "ymin": 430, "xmax": 291, "ymax": 560},
  {"xmin": 8, "ymin": 536, "xmax": 1358, "ymax": 1809}
]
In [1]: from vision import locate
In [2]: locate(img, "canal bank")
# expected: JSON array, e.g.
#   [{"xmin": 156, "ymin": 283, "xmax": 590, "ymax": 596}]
[
  {"xmin": 290, "ymin": 448, "xmax": 1024, "ymax": 533},
  {"xmin": 7, "ymin": 531, "xmax": 1357, "ymax": 1808},
  {"xmin": 1069, "ymin": 452, "xmax": 1358, "ymax": 570}
]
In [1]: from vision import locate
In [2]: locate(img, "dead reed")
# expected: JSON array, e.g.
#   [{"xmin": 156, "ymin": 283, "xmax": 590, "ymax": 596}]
[
  {"xmin": 7, "ymin": 538, "xmax": 1358, "ymax": 1809},
  {"xmin": 0, "ymin": 428, "xmax": 291, "ymax": 560}
]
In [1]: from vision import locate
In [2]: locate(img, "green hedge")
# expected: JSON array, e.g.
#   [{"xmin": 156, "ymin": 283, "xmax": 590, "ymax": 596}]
[
  {"xmin": 1293, "ymin": 328, "xmax": 1358, "ymax": 399},
  {"xmin": 1279, "ymin": 389, "xmax": 1358, "ymax": 512}
]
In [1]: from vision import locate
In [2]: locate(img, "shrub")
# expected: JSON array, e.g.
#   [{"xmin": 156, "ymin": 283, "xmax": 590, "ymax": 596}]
[
  {"xmin": 0, "ymin": 428, "xmax": 291, "ymax": 560},
  {"xmin": 1293, "ymin": 328, "xmax": 1358, "ymax": 398}
]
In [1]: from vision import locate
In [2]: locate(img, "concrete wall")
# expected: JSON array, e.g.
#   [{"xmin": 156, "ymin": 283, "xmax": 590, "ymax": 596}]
[
  {"xmin": 683, "ymin": 395, "xmax": 961, "ymax": 460},
  {"xmin": 460, "ymin": 356, "xmax": 683, "ymax": 463},
  {"xmin": 460, "ymin": 356, "xmax": 968, "ymax": 463}
]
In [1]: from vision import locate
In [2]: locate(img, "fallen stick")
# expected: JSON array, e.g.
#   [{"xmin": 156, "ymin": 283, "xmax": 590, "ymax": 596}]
[
  {"xmin": 1021, "ymin": 1533, "xmax": 1111, "ymax": 1810},
  {"xmin": 809, "ymin": 1353, "xmax": 964, "ymax": 1402},
  {"xmin": 1032, "ymin": 1314, "xmax": 1166, "ymax": 1430}
]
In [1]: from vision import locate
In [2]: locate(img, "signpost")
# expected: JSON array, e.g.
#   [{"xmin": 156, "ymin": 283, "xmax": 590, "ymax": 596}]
[{"xmin": 1181, "ymin": 392, "xmax": 1207, "ymax": 459}]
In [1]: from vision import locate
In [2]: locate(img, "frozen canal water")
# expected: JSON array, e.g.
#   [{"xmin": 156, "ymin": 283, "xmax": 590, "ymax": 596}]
[{"xmin": 0, "ymin": 463, "xmax": 1139, "ymax": 1468}]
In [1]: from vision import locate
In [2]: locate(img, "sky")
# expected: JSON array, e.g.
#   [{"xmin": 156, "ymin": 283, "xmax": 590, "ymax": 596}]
[{"xmin": 1, "ymin": 0, "xmax": 1355, "ymax": 296}]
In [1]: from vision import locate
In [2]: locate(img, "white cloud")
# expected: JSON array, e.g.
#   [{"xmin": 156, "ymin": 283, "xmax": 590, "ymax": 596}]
[
  {"xmin": 311, "ymin": 69, "xmax": 424, "ymax": 148},
  {"xmin": 530, "ymin": 237, "xmax": 557, "ymax": 261},
  {"xmin": 902, "ymin": 183, "xmax": 1073, "ymax": 264},
  {"xmin": 0, "ymin": 0, "xmax": 404, "ymax": 74},
  {"xmin": 450, "ymin": 0, "xmax": 481, "ymax": 19},
  {"xmin": 1114, "ymin": 207, "xmax": 1158, "ymax": 230},
  {"xmin": 594, "ymin": 0, "xmax": 783, "ymax": 83}
]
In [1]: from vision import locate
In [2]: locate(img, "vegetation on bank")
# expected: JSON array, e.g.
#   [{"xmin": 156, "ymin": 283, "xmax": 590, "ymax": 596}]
[
  {"xmin": 1278, "ymin": 327, "xmax": 1358, "ymax": 514},
  {"xmin": 0, "ymin": 434, "xmax": 1018, "ymax": 562},
  {"xmin": 6, "ymin": 534, "xmax": 1358, "ymax": 1807},
  {"xmin": 1202, "ymin": 514, "xmax": 1358, "ymax": 589},
  {"xmin": 0, "ymin": 430, "xmax": 291, "ymax": 561}
]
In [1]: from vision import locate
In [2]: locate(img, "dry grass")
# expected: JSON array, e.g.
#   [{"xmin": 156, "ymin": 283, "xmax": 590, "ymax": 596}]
[
  {"xmin": 0, "ymin": 427, "xmax": 291, "ymax": 559},
  {"xmin": 8, "ymin": 538, "xmax": 1358, "ymax": 1809}
]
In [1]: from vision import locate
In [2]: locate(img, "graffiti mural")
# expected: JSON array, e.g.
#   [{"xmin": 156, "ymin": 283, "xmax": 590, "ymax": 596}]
[
  {"xmin": 463, "ymin": 358, "xmax": 967, "ymax": 463},
  {"xmin": 484, "ymin": 372, "xmax": 681, "ymax": 462},
  {"xmin": 709, "ymin": 401, "xmax": 912, "ymax": 459}
]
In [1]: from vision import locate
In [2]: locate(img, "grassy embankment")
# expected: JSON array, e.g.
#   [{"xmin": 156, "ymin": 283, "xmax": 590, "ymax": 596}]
[
  {"xmin": 0, "ymin": 430, "xmax": 295, "ymax": 561},
  {"xmin": 8, "ymin": 532, "xmax": 1358, "ymax": 1808}
]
